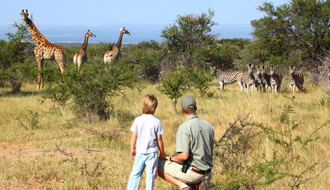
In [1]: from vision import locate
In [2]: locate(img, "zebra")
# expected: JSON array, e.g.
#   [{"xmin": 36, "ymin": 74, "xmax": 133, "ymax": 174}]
[
  {"xmin": 254, "ymin": 66, "xmax": 262, "ymax": 92},
  {"xmin": 260, "ymin": 66, "xmax": 271, "ymax": 92},
  {"xmin": 242, "ymin": 64, "xmax": 255, "ymax": 93},
  {"xmin": 217, "ymin": 71, "xmax": 244, "ymax": 91},
  {"xmin": 289, "ymin": 65, "xmax": 304, "ymax": 93},
  {"xmin": 270, "ymin": 66, "xmax": 282, "ymax": 93}
]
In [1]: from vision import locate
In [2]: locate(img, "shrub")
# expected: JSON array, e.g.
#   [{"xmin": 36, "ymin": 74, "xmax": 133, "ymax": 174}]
[
  {"xmin": 42, "ymin": 63, "xmax": 135, "ymax": 122},
  {"xmin": 188, "ymin": 66, "xmax": 213, "ymax": 97},
  {"xmin": 159, "ymin": 67, "xmax": 188, "ymax": 112},
  {"xmin": 213, "ymin": 98, "xmax": 329, "ymax": 189}
]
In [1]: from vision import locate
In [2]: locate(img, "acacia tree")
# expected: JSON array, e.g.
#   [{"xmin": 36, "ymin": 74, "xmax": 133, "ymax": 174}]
[
  {"xmin": 0, "ymin": 21, "xmax": 32, "ymax": 70},
  {"xmin": 161, "ymin": 9, "xmax": 218, "ymax": 70},
  {"xmin": 251, "ymin": 0, "xmax": 330, "ymax": 69},
  {"xmin": 43, "ymin": 63, "xmax": 135, "ymax": 122},
  {"xmin": 188, "ymin": 66, "xmax": 213, "ymax": 98},
  {"xmin": 0, "ymin": 21, "xmax": 34, "ymax": 90},
  {"xmin": 159, "ymin": 68, "xmax": 188, "ymax": 112}
]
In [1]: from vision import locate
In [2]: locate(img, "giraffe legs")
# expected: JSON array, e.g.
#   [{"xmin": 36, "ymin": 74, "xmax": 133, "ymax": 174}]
[
  {"xmin": 51, "ymin": 59, "xmax": 66, "ymax": 107},
  {"xmin": 56, "ymin": 54, "xmax": 66, "ymax": 81},
  {"xmin": 56, "ymin": 50, "xmax": 67, "ymax": 75},
  {"xmin": 77, "ymin": 56, "xmax": 84, "ymax": 70},
  {"xmin": 117, "ymin": 52, "xmax": 122, "ymax": 62},
  {"xmin": 36, "ymin": 58, "xmax": 44, "ymax": 90},
  {"xmin": 58, "ymin": 61, "xmax": 66, "ymax": 82},
  {"xmin": 74, "ymin": 54, "xmax": 84, "ymax": 70}
]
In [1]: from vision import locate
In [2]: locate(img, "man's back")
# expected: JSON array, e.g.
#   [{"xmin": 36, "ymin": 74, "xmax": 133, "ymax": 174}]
[{"xmin": 176, "ymin": 115, "xmax": 214, "ymax": 170}]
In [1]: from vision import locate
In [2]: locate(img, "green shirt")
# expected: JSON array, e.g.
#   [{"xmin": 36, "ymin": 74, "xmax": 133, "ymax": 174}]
[{"xmin": 176, "ymin": 114, "xmax": 214, "ymax": 170}]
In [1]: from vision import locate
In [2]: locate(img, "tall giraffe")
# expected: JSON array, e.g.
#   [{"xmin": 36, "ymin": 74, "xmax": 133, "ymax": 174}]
[
  {"xmin": 20, "ymin": 10, "xmax": 66, "ymax": 90},
  {"xmin": 73, "ymin": 30, "xmax": 96, "ymax": 69},
  {"xmin": 103, "ymin": 27, "xmax": 130, "ymax": 64}
]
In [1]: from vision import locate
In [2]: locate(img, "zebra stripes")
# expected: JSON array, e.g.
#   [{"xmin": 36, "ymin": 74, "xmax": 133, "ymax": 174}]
[
  {"xmin": 260, "ymin": 66, "xmax": 271, "ymax": 92},
  {"xmin": 289, "ymin": 65, "xmax": 304, "ymax": 93},
  {"xmin": 270, "ymin": 66, "xmax": 282, "ymax": 93},
  {"xmin": 242, "ymin": 64, "xmax": 255, "ymax": 93},
  {"xmin": 254, "ymin": 66, "xmax": 262, "ymax": 92},
  {"xmin": 217, "ymin": 65, "xmax": 308, "ymax": 94},
  {"xmin": 217, "ymin": 71, "xmax": 244, "ymax": 91}
]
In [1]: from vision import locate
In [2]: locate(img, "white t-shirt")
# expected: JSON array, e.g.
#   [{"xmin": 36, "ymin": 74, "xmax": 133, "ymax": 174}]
[{"xmin": 131, "ymin": 114, "xmax": 164, "ymax": 154}]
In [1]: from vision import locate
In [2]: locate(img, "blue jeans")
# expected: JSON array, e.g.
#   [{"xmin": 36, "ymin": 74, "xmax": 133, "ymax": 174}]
[{"xmin": 127, "ymin": 152, "xmax": 158, "ymax": 190}]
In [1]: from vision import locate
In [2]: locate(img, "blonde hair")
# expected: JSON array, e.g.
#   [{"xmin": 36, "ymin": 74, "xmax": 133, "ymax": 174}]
[{"xmin": 142, "ymin": 94, "xmax": 158, "ymax": 114}]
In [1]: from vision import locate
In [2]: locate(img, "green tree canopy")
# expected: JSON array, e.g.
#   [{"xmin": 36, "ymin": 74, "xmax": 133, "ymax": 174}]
[
  {"xmin": 161, "ymin": 8, "xmax": 218, "ymax": 69},
  {"xmin": 251, "ymin": 0, "xmax": 330, "ymax": 68},
  {"xmin": 159, "ymin": 67, "xmax": 188, "ymax": 112},
  {"xmin": 0, "ymin": 21, "xmax": 33, "ymax": 69}
]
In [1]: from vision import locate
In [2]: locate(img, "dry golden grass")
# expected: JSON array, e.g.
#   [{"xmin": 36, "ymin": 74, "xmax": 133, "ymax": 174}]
[{"xmin": 0, "ymin": 78, "xmax": 329, "ymax": 189}]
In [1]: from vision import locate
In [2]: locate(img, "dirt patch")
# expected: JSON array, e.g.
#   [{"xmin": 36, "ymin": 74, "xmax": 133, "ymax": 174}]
[
  {"xmin": 0, "ymin": 141, "xmax": 107, "ymax": 189},
  {"xmin": 0, "ymin": 141, "xmax": 41, "ymax": 152},
  {"xmin": 5, "ymin": 179, "xmax": 58, "ymax": 190},
  {"xmin": 0, "ymin": 148, "xmax": 55, "ymax": 157}
]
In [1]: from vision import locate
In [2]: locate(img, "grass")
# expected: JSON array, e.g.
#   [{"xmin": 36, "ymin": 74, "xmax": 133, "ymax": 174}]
[{"xmin": 0, "ymin": 78, "xmax": 329, "ymax": 189}]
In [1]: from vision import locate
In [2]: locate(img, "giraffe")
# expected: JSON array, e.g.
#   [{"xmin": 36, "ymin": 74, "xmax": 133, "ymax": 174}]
[
  {"xmin": 20, "ymin": 10, "xmax": 66, "ymax": 90},
  {"xmin": 73, "ymin": 30, "xmax": 96, "ymax": 69},
  {"xmin": 103, "ymin": 27, "xmax": 130, "ymax": 64}
]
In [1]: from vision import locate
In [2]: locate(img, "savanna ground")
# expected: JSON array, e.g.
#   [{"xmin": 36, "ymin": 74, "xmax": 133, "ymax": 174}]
[{"xmin": 0, "ymin": 76, "xmax": 329, "ymax": 190}]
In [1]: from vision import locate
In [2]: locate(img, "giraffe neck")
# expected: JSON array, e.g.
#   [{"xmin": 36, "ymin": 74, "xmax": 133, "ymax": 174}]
[
  {"xmin": 24, "ymin": 17, "xmax": 48, "ymax": 45},
  {"xmin": 115, "ymin": 31, "xmax": 124, "ymax": 49},
  {"xmin": 80, "ymin": 33, "xmax": 90, "ymax": 52}
]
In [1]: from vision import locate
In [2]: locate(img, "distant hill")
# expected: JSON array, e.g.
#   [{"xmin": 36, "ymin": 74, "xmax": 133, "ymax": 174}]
[{"xmin": 0, "ymin": 23, "xmax": 253, "ymax": 44}]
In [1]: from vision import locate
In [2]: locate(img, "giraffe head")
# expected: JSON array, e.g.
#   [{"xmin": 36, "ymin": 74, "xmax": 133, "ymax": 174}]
[
  {"xmin": 87, "ymin": 30, "xmax": 96, "ymax": 38},
  {"xmin": 121, "ymin": 27, "xmax": 131, "ymax": 35},
  {"xmin": 20, "ymin": 9, "xmax": 30, "ymax": 22}
]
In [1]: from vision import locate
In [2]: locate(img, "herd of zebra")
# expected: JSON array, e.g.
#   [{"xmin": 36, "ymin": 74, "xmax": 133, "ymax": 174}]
[{"xmin": 217, "ymin": 64, "xmax": 304, "ymax": 93}]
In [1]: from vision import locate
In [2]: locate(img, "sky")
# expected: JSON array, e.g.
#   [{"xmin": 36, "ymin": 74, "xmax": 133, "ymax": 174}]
[{"xmin": 0, "ymin": 0, "xmax": 291, "ymax": 43}]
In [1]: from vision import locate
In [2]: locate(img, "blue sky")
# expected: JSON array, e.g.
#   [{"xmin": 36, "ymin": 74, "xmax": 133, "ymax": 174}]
[
  {"xmin": 1, "ymin": 0, "xmax": 290, "ymax": 26},
  {"xmin": 0, "ymin": 0, "xmax": 290, "ymax": 43}
]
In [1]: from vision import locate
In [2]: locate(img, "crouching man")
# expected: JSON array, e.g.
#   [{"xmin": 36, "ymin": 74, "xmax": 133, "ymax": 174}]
[{"xmin": 158, "ymin": 96, "xmax": 214, "ymax": 190}]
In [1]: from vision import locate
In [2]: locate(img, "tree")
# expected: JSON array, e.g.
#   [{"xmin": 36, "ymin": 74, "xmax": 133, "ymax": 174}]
[
  {"xmin": 251, "ymin": 0, "xmax": 330, "ymax": 69},
  {"xmin": 0, "ymin": 20, "xmax": 34, "ymax": 91},
  {"xmin": 188, "ymin": 66, "xmax": 213, "ymax": 98},
  {"xmin": 43, "ymin": 63, "xmax": 135, "ymax": 122},
  {"xmin": 161, "ymin": 9, "xmax": 218, "ymax": 69},
  {"xmin": 216, "ymin": 39, "xmax": 250, "ymax": 70},
  {"xmin": 132, "ymin": 40, "xmax": 163, "ymax": 82},
  {"xmin": 0, "ymin": 21, "xmax": 33, "ymax": 70},
  {"xmin": 159, "ymin": 68, "xmax": 188, "ymax": 112}
]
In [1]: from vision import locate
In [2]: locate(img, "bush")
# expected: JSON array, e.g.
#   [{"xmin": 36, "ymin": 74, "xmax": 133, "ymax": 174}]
[
  {"xmin": 159, "ymin": 67, "xmax": 188, "ymax": 112},
  {"xmin": 8, "ymin": 69, "xmax": 23, "ymax": 93},
  {"xmin": 42, "ymin": 63, "xmax": 135, "ymax": 122},
  {"xmin": 188, "ymin": 66, "xmax": 213, "ymax": 97},
  {"xmin": 213, "ymin": 98, "xmax": 329, "ymax": 189}
]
